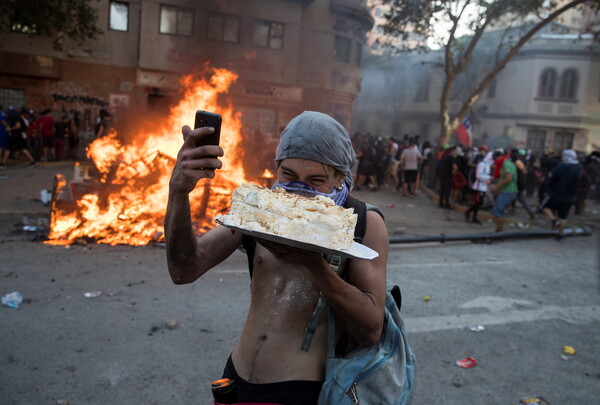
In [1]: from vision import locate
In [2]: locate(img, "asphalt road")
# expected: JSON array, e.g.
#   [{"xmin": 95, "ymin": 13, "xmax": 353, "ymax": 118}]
[{"xmin": 1, "ymin": 162, "xmax": 599, "ymax": 404}]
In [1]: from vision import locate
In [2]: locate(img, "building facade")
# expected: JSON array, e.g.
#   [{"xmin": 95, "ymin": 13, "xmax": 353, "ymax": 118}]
[
  {"xmin": 0, "ymin": 0, "xmax": 373, "ymax": 136},
  {"xmin": 354, "ymin": 23, "xmax": 600, "ymax": 154}
]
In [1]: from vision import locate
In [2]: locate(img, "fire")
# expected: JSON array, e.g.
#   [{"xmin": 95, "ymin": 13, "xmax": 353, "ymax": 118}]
[
  {"xmin": 261, "ymin": 169, "xmax": 275, "ymax": 178},
  {"xmin": 46, "ymin": 67, "xmax": 248, "ymax": 246}
]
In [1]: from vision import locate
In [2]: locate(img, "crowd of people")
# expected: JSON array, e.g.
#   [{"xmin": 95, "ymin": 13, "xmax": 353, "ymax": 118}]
[
  {"xmin": 350, "ymin": 131, "xmax": 600, "ymax": 236},
  {"xmin": 0, "ymin": 105, "xmax": 113, "ymax": 168}
]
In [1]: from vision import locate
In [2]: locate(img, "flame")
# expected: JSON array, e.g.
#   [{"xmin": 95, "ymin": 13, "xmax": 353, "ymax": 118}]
[
  {"xmin": 46, "ymin": 67, "xmax": 248, "ymax": 246},
  {"xmin": 261, "ymin": 169, "xmax": 275, "ymax": 179}
]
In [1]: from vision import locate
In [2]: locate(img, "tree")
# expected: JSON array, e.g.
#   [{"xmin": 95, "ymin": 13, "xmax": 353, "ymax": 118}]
[
  {"xmin": 0, "ymin": 0, "xmax": 103, "ymax": 51},
  {"xmin": 376, "ymin": 0, "xmax": 599, "ymax": 145}
]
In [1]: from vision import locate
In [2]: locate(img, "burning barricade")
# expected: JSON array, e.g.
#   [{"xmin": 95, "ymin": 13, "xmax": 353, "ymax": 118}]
[{"xmin": 46, "ymin": 68, "xmax": 249, "ymax": 246}]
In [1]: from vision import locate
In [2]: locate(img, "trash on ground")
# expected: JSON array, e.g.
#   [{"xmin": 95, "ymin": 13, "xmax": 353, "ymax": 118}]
[
  {"xmin": 83, "ymin": 291, "xmax": 102, "ymax": 298},
  {"xmin": 57, "ymin": 400, "xmax": 70, "ymax": 405},
  {"xmin": 23, "ymin": 225, "xmax": 46, "ymax": 232},
  {"xmin": 40, "ymin": 189, "xmax": 52, "ymax": 205},
  {"xmin": 468, "ymin": 325, "xmax": 486, "ymax": 332},
  {"xmin": 423, "ymin": 295, "xmax": 431, "ymax": 302},
  {"xmin": 386, "ymin": 203, "xmax": 396, "ymax": 208},
  {"xmin": 519, "ymin": 396, "xmax": 549, "ymax": 404},
  {"xmin": 563, "ymin": 345, "xmax": 576, "ymax": 355},
  {"xmin": 393, "ymin": 227, "xmax": 406, "ymax": 234},
  {"xmin": 455, "ymin": 356, "xmax": 477, "ymax": 368},
  {"xmin": 486, "ymin": 256, "xmax": 500, "ymax": 261},
  {"xmin": 165, "ymin": 319, "xmax": 180, "ymax": 330},
  {"xmin": 2, "ymin": 291, "xmax": 23, "ymax": 308}
]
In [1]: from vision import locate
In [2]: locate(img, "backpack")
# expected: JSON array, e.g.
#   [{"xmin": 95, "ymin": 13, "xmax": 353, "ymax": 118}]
[{"xmin": 317, "ymin": 196, "xmax": 416, "ymax": 405}]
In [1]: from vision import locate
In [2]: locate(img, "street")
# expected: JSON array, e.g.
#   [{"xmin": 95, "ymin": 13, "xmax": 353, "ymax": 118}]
[{"xmin": 1, "ymin": 162, "xmax": 599, "ymax": 404}]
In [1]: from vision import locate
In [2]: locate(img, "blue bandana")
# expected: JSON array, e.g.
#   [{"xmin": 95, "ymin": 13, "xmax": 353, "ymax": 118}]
[{"xmin": 272, "ymin": 180, "xmax": 349, "ymax": 206}]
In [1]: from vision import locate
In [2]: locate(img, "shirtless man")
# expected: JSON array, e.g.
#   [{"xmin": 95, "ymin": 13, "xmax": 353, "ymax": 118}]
[{"xmin": 165, "ymin": 111, "xmax": 388, "ymax": 405}]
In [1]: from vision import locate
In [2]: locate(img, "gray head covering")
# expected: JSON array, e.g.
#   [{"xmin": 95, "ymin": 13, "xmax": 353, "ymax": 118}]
[
  {"xmin": 562, "ymin": 149, "xmax": 578, "ymax": 164},
  {"xmin": 275, "ymin": 111, "xmax": 356, "ymax": 190}
]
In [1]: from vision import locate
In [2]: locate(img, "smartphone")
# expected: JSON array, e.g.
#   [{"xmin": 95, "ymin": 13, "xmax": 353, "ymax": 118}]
[{"xmin": 194, "ymin": 110, "xmax": 222, "ymax": 147}]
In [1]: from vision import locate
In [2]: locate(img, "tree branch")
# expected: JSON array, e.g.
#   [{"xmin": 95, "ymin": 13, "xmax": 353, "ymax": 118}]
[{"xmin": 453, "ymin": 0, "xmax": 588, "ymax": 129}]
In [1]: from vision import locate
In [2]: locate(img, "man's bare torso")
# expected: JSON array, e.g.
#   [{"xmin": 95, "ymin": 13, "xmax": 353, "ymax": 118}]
[{"xmin": 231, "ymin": 243, "xmax": 330, "ymax": 383}]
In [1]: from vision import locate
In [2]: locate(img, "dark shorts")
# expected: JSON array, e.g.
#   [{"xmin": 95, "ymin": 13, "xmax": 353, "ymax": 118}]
[
  {"xmin": 541, "ymin": 197, "xmax": 573, "ymax": 220},
  {"xmin": 404, "ymin": 170, "xmax": 418, "ymax": 183},
  {"xmin": 221, "ymin": 355, "xmax": 322, "ymax": 405},
  {"xmin": 7, "ymin": 135, "xmax": 27, "ymax": 151},
  {"xmin": 357, "ymin": 163, "xmax": 376, "ymax": 176}
]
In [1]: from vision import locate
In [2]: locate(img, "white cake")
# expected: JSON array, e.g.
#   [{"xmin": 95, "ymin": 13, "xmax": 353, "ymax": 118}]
[{"xmin": 216, "ymin": 183, "xmax": 357, "ymax": 249}]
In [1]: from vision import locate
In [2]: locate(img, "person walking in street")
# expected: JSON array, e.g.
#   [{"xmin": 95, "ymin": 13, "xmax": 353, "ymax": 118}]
[
  {"xmin": 399, "ymin": 141, "xmax": 422, "ymax": 196},
  {"xmin": 438, "ymin": 145, "xmax": 457, "ymax": 208},
  {"xmin": 383, "ymin": 136, "xmax": 400, "ymax": 190},
  {"xmin": 510, "ymin": 148, "xmax": 536, "ymax": 220},
  {"xmin": 354, "ymin": 133, "xmax": 378, "ymax": 191},
  {"xmin": 54, "ymin": 115, "xmax": 70, "ymax": 161},
  {"xmin": 464, "ymin": 151, "xmax": 495, "ymax": 224},
  {"xmin": 0, "ymin": 107, "xmax": 37, "ymax": 167},
  {"xmin": 421, "ymin": 140, "xmax": 433, "ymax": 187},
  {"xmin": 490, "ymin": 150, "xmax": 518, "ymax": 232},
  {"xmin": 69, "ymin": 110, "xmax": 81, "ymax": 160},
  {"xmin": 540, "ymin": 149, "xmax": 582, "ymax": 239},
  {"xmin": 165, "ymin": 111, "xmax": 390, "ymax": 405},
  {"xmin": 36, "ymin": 109, "xmax": 55, "ymax": 162}
]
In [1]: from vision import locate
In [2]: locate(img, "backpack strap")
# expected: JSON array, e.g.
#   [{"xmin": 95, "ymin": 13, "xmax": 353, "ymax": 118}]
[{"xmin": 242, "ymin": 234, "xmax": 257, "ymax": 279}]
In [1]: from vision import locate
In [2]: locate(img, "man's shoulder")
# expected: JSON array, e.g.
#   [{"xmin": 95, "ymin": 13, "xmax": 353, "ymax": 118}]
[{"xmin": 503, "ymin": 159, "xmax": 517, "ymax": 170}]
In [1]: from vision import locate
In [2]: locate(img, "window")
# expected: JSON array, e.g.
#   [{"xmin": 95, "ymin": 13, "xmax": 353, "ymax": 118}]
[
  {"xmin": 0, "ymin": 88, "xmax": 26, "ymax": 110},
  {"xmin": 253, "ymin": 20, "xmax": 284, "ymax": 50},
  {"xmin": 527, "ymin": 129, "xmax": 547, "ymax": 153},
  {"xmin": 559, "ymin": 69, "xmax": 578, "ymax": 100},
  {"xmin": 334, "ymin": 36, "xmax": 351, "ymax": 63},
  {"xmin": 487, "ymin": 79, "xmax": 497, "ymax": 99},
  {"xmin": 538, "ymin": 68, "xmax": 556, "ymax": 98},
  {"xmin": 109, "ymin": 1, "xmax": 129, "ymax": 31},
  {"xmin": 553, "ymin": 131, "xmax": 574, "ymax": 151},
  {"xmin": 160, "ymin": 5, "xmax": 193, "ymax": 36},
  {"xmin": 207, "ymin": 13, "xmax": 240, "ymax": 43},
  {"xmin": 355, "ymin": 42, "xmax": 363, "ymax": 67}
]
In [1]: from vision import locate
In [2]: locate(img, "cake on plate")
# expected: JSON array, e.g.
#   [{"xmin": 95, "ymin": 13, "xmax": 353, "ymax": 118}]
[{"xmin": 215, "ymin": 183, "xmax": 357, "ymax": 250}]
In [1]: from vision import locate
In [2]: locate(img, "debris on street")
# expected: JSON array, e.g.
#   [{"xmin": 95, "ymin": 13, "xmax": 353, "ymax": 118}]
[
  {"xmin": 2, "ymin": 291, "xmax": 23, "ymax": 308},
  {"xmin": 468, "ymin": 325, "xmax": 486, "ymax": 332},
  {"xmin": 455, "ymin": 356, "xmax": 477, "ymax": 368},
  {"xmin": 519, "ymin": 396, "xmax": 550, "ymax": 404}
]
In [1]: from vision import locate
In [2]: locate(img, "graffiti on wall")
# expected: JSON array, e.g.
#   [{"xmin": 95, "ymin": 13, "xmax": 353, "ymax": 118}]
[{"xmin": 47, "ymin": 81, "xmax": 108, "ymax": 110}]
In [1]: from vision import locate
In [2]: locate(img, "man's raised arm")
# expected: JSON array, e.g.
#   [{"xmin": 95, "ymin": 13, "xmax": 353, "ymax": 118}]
[{"xmin": 164, "ymin": 125, "xmax": 240, "ymax": 284}]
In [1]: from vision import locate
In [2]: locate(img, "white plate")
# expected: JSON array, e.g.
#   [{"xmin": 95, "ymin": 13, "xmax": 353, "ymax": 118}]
[{"xmin": 216, "ymin": 219, "xmax": 379, "ymax": 260}]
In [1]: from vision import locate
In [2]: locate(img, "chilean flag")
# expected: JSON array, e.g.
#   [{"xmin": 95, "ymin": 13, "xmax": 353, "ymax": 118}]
[{"xmin": 455, "ymin": 115, "xmax": 472, "ymax": 146}]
